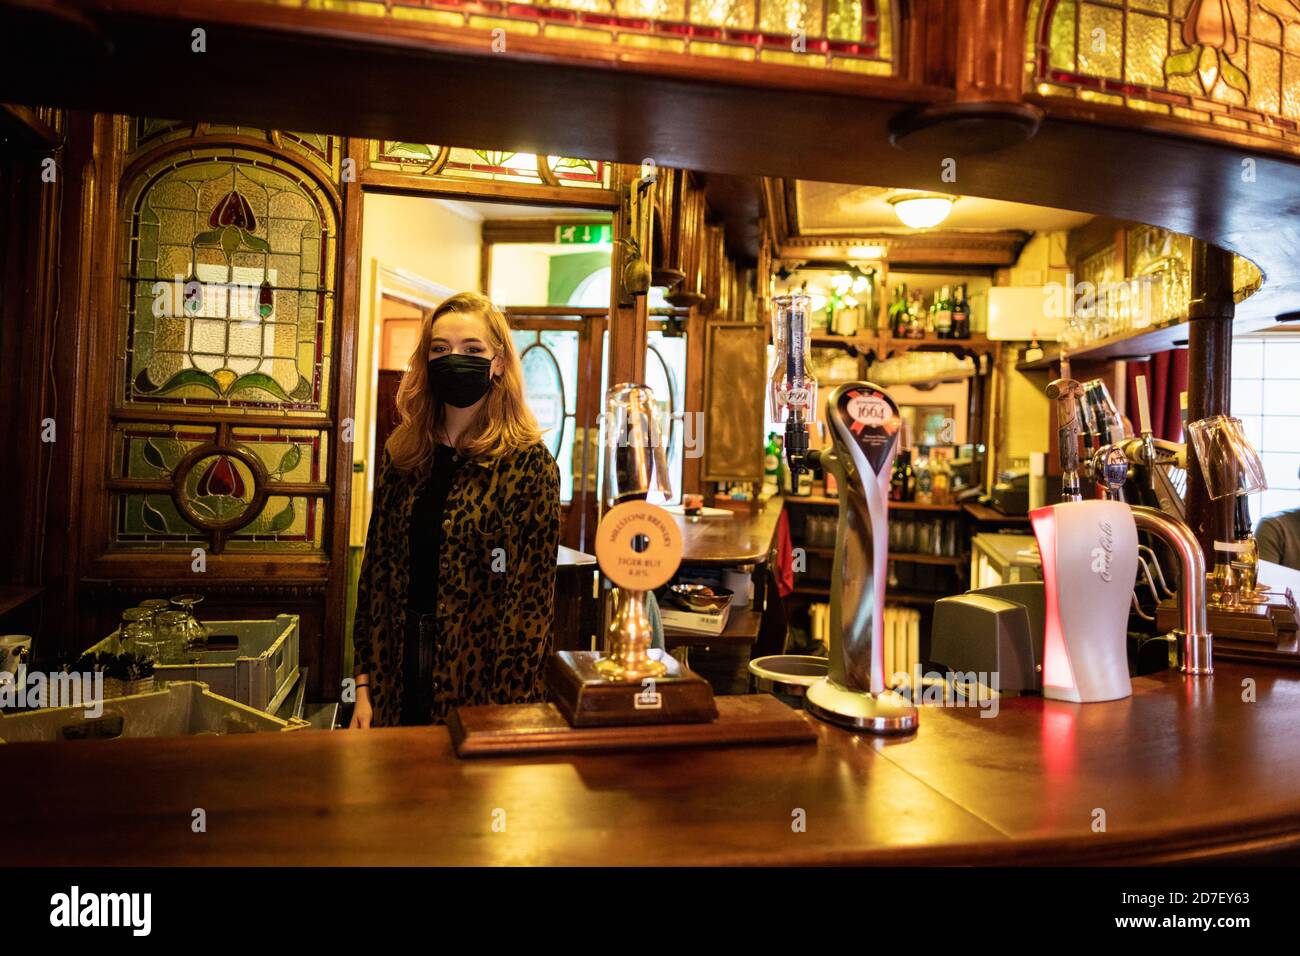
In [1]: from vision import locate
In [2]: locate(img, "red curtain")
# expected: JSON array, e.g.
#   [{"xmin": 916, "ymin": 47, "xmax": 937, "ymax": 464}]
[{"xmin": 1125, "ymin": 349, "xmax": 1189, "ymax": 442}]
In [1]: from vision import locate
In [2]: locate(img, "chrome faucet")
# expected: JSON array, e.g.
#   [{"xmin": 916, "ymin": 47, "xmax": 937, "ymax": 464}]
[{"xmin": 1129, "ymin": 505, "xmax": 1213, "ymax": 676}]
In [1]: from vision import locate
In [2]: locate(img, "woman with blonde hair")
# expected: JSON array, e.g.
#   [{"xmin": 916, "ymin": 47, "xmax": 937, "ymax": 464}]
[{"xmin": 350, "ymin": 291, "xmax": 560, "ymax": 727}]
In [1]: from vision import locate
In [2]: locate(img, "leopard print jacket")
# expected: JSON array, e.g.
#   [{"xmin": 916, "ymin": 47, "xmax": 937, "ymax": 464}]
[{"xmin": 352, "ymin": 439, "xmax": 561, "ymax": 726}]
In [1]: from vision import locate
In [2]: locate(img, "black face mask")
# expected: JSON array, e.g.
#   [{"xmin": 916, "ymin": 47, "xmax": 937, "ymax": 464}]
[{"xmin": 427, "ymin": 354, "xmax": 494, "ymax": 408}]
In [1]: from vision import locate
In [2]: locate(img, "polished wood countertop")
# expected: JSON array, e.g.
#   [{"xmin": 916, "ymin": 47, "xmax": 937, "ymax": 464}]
[
  {"xmin": 5, "ymin": 662, "xmax": 1300, "ymax": 865},
  {"xmin": 675, "ymin": 500, "xmax": 783, "ymax": 567}
]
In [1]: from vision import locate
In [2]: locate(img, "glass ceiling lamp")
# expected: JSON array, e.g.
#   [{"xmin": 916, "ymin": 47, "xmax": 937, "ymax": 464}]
[{"xmin": 889, "ymin": 193, "xmax": 956, "ymax": 229}]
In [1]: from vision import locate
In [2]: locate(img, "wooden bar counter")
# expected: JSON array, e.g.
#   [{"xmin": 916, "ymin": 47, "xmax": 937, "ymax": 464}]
[
  {"xmin": 4, "ymin": 661, "xmax": 1300, "ymax": 866},
  {"xmin": 674, "ymin": 500, "xmax": 783, "ymax": 567}
]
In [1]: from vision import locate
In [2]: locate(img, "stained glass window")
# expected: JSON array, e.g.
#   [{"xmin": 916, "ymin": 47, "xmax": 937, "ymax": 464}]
[
  {"xmin": 128, "ymin": 118, "xmax": 342, "ymax": 182},
  {"xmin": 113, "ymin": 144, "xmax": 338, "ymax": 554},
  {"xmin": 369, "ymin": 143, "xmax": 613, "ymax": 188},
  {"xmin": 228, "ymin": 0, "xmax": 894, "ymax": 74},
  {"xmin": 119, "ymin": 151, "xmax": 336, "ymax": 415},
  {"xmin": 1028, "ymin": 0, "xmax": 1300, "ymax": 144}
]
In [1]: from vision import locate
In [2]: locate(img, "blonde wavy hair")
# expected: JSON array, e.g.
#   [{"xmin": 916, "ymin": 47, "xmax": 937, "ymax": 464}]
[{"xmin": 385, "ymin": 292, "xmax": 540, "ymax": 472}]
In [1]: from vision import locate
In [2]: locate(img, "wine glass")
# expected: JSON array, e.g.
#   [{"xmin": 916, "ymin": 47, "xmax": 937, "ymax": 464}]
[
  {"xmin": 170, "ymin": 593, "xmax": 210, "ymax": 653},
  {"xmin": 120, "ymin": 607, "xmax": 162, "ymax": 660},
  {"xmin": 1185, "ymin": 416, "xmax": 1267, "ymax": 500},
  {"xmin": 154, "ymin": 610, "xmax": 190, "ymax": 664}
]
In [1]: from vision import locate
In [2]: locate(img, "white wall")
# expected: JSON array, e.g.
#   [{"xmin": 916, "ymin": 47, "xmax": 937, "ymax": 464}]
[
  {"xmin": 351, "ymin": 194, "xmax": 482, "ymax": 545},
  {"xmin": 488, "ymin": 245, "xmax": 553, "ymax": 304},
  {"xmin": 989, "ymin": 230, "xmax": 1071, "ymax": 480}
]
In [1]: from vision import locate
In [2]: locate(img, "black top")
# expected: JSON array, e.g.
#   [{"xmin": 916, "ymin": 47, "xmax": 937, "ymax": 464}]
[{"xmin": 407, "ymin": 443, "xmax": 463, "ymax": 614}]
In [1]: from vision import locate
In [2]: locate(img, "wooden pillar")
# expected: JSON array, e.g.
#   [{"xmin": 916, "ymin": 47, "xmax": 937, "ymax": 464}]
[
  {"xmin": 891, "ymin": 0, "xmax": 1040, "ymax": 151},
  {"xmin": 952, "ymin": 0, "xmax": 1032, "ymax": 105},
  {"xmin": 1184, "ymin": 241, "xmax": 1236, "ymax": 557},
  {"xmin": 607, "ymin": 169, "xmax": 650, "ymax": 387}
]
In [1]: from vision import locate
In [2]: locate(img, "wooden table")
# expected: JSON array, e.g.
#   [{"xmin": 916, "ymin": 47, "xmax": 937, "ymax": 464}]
[{"xmin": 4, "ymin": 662, "xmax": 1300, "ymax": 865}]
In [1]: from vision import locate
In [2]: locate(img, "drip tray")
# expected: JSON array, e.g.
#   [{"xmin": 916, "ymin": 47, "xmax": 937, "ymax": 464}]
[{"xmin": 749, "ymin": 655, "xmax": 829, "ymax": 699}]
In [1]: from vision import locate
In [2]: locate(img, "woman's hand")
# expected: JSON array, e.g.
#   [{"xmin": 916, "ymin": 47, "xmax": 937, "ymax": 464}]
[{"xmin": 349, "ymin": 685, "xmax": 373, "ymax": 729}]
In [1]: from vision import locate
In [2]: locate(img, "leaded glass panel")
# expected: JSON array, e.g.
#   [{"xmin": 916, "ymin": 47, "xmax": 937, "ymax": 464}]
[
  {"xmin": 1029, "ymin": 0, "xmax": 1300, "ymax": 145},
  {"xmin": 512, "ymin": 328, "xmax": 580, "ymax": 501},
  {"xmin": 222, "ymin": 0, "xmax": 893, "ymax": 75},
  {"xmin": 120, "ymin": 151, "xmax": 336, "ymax": 415}
]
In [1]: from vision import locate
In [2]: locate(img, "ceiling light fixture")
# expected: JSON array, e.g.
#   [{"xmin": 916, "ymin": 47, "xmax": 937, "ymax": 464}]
[{"xmin": 889, "ymin": 193, "xmax": 956, "ymax": 230}]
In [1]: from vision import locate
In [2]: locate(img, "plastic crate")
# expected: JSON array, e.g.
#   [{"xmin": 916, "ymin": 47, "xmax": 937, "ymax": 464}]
[
  {"xmin": 91, "ymin": 614, "xmax": 300, "ymax": 714},
  {"xmin": 0, "ymin": 681, "xmax": 308, "ymax": 742}
]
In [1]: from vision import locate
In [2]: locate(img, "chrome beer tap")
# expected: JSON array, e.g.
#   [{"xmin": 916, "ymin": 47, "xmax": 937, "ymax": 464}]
[
  {"xmin": 598, "ymin": 383, "xmax": 673, "ymax": 680},
  {"xmin": 769, "ymin": 293, "xmax": 817, "ymax": 479},
  {"xmin": 1046, "ymin": 377, "xmax": 1086, "ymax": 502},
  {"xmin": 769, "ymin": 293, "xmax": 917, "ymax": 733}
]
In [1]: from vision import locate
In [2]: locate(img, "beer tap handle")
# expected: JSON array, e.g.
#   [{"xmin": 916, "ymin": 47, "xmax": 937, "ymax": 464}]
[
  {"xmin": 770, "ymin": 293, "xmax": 818, "ymax": 477},
  {"xmin": 1135, "ymin": 373, "xmax": 1157, "ymax": 493},
  {"xmin": 1047, "ymin": 377, "xmax": 1086, "ymax": 502}
]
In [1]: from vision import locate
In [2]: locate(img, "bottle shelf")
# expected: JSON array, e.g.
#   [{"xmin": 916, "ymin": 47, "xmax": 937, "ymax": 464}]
[
  {"xmin": 769, "ymin": 330, "xmax": 995, "ymax": 355},
  {"xmin": 1015, "ymin": 321, "xmax": 1188, "ymax": 371}
]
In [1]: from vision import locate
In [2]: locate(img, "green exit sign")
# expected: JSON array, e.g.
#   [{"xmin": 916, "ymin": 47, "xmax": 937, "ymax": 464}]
[{"xmin": 555, "ymin": 223, "xmax": 612, "ymax": 245}]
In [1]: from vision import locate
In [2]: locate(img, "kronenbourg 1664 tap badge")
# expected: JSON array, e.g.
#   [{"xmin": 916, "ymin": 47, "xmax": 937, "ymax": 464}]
[
  {"xmin": 841, "ymin": 386, "xmax": 900, "ymax": 473},
  {"xmin": 782, "ymin": 385, "xmax": 811, "ymax": 410},
  {"xmin": 846, "ymin": 388, "xmax": 896, "ymax": 431}
]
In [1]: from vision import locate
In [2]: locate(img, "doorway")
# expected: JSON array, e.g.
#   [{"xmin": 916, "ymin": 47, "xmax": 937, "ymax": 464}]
[{"xmin": 355, "ymin": 192, "xmax": 690, "ymax": 554}]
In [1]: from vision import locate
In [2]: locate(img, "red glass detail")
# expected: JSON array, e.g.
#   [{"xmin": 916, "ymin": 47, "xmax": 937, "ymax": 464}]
[
  {"xmin": 1030, "ymin": 506, "xmax": 1077, "ymax": 692},
  {"xmin": 198, "ymin": 455, "xmax": 246, "ymax": 499},
  {"xmin": 865, "ymin": 21, "xmax": 877, "ymax": 42},
  {"xmin": 210, "ymin": 191, "xmax": 256, "ymax": 230}
]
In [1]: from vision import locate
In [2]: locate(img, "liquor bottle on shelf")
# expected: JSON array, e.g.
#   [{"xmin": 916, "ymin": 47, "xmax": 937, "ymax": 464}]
[
  {"xmin": 913, "ymin": 453, "xmax": 933, "ymax": 504},
  {"xmin": 763, "ymin": 432, "xmax": 781, "ymax": 497},
  {"xmin": 933, "ymin": 285, "xmax": 953, "ymax": 339},
  {"xmin": 952, "ymin": 283, "xmax": 971, "ymax": 339},
  {"xmin": 890, "ymin": 284, "xmax": 909, "ymax": 337},
  {"xmin": 931, "ymin": 455, "xmax": 951, "ymax": 505},
  {"xmin": 907, "ymin": 291, "xmax": 926, "ymax": 339},
  {"xmin": 889, "ymin": 450, "xmax": 911, "ymax": 502}
]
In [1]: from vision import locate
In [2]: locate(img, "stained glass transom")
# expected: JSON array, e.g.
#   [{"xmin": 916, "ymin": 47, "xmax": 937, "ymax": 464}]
[
  {"xmin": 370, "ymin": 143, "xmax": 613, "ymax": 188},
  {"xmin": 1028, "ymin": 0, "xmax": 1300, "ymax": 144},
  {"xmin": 230, "ymin": 0, "xmax": 893, "ymax": 74}
]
